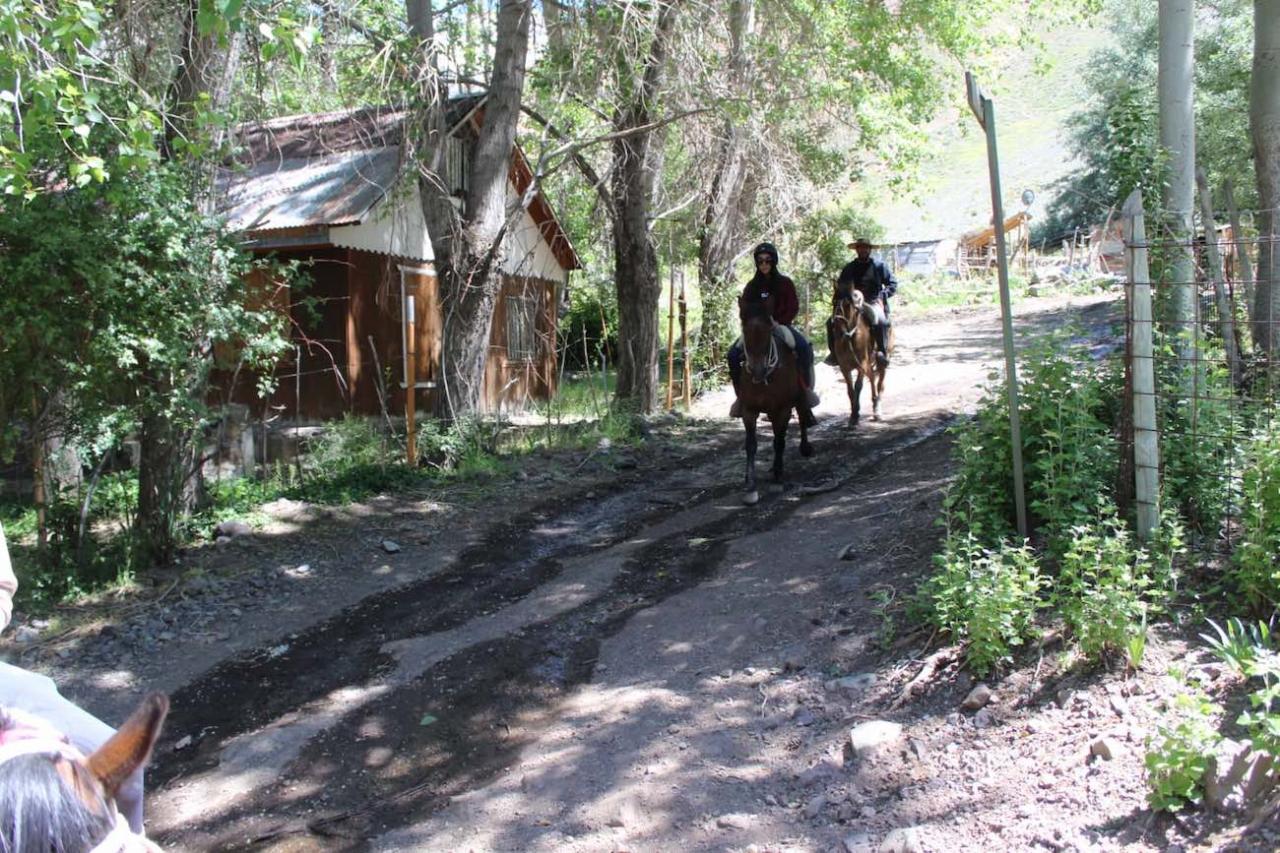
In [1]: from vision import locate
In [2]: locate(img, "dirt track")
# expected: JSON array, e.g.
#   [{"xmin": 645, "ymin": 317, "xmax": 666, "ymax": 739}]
[{"xmin": 25, "ymin": 292, "xmax": 1236, "ymax": 852}]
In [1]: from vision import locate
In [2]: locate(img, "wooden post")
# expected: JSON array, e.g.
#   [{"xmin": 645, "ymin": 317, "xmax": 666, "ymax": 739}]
[
  {"xmin": 1196, "ymin": 167, "xmax": 1242, "ymax": 383},
  {"xmin": 405, "ymin": 294, "xmax": 417, "ymax": 467},
  {"xmin": 1223, "ymin": 179, "xmax": 1256, "ymax": 336},
  {"xmin": 966, "ymin": 70, "xmax": 1028, "ymax": 539},
  {"xmin": 666, "ymin": 256, "xmax": 676, "ymax": 410},
  {"xmin": 680, "ymin": 271, "xmax": 691, "ymax": 409},
  {"xmin": 1124, "ymin": 189, "xmax": 1161, "ymax": 541}
]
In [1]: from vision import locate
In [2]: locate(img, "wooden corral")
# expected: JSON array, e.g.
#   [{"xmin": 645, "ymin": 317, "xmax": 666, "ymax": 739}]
[{"xmin": 959, "ymin": 211, "xmax": 1030, "ymax": 276}]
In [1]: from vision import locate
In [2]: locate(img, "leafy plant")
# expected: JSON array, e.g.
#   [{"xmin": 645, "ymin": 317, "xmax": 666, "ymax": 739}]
[
  {"xmin": 921, "ymin": 530, "xmax": 1043, "ymax": 676},
  {"xmin": 1231, "ymin": 427, "xmax": 1280, "ymax": 612},
  {"xmin": 1203, "ymin": 617, "xmax": 1280, "ymax": 759},
  {"xmin": 1145, "ymin": 689, "xmax": 1224, "ymax": 812}
]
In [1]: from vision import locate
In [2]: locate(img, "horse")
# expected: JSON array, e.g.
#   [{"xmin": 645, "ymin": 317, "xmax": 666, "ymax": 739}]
[
  {"xmin": 831, "ymin": 290, "xmax": 893, "ymax": 426},
  {"xmin": 0, "ymin": 693, "xmax": 168, "ymax": 852},
  {"xmin": 733, "ymin": 297, "xmax": 814, "ymax": 505}
]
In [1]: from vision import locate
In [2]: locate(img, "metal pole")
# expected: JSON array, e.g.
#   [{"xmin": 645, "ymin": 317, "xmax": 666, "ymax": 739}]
[
  {"xmin": 1124, "ymin": 189, "xmax": 1161, "ymax": 540},
  {"xmin": 966, "ymin": 70, "xmax": 1028, "ymax": 539},
  {"xmin": 406, "ymin": 294, "xmax": 417, "ymax": 467}
]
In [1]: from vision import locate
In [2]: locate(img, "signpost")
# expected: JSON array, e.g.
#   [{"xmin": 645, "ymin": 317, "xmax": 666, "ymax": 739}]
[{"xmin": 966, "ymin": 70, "xmax": 1028, "ymax": 539}]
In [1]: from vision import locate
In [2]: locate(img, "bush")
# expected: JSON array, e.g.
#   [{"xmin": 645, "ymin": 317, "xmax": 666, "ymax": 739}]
[
  {"xmin": 1231, "ymin": 427, "xmax": 1280, "ymax": 612},
  {"xmin": 1145, "ymin": 688, "xmax": 1223, "ymax": 812},
  {"xmin": 920, "ymin": 530, "xmax": 1043, "ymax": 676},
  {"xmin": 1054, "ymin": 511, "xmax": 1154, "ymax": 661}
]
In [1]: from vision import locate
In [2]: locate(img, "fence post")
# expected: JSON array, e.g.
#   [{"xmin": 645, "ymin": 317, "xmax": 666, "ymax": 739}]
[
  {"xmin": 1124, "ymin": 189, "xmax": 1161, "ymax": 541},
  {"xmin": 966, "ymin": 70, "xmax": 1028, "ymax": 539},
  {"xmin": 1196, "ymin": 167, "xmax": 1242, "ymax": 383}
]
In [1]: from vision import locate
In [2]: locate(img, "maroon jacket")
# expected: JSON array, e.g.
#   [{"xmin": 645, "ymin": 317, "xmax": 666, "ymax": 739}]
[{"xmin": 741, "ymin": 273, "xmax": 799, "ymax": 326}]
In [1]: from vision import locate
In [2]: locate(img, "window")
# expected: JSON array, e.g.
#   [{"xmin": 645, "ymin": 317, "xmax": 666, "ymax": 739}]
[
  {"xmin": 505, "ymin": 291, "xmax": 541, "ymax": 361},
  {"xmin": 445, "ymin": 134, "xmax": 470, "ymax": 198}
]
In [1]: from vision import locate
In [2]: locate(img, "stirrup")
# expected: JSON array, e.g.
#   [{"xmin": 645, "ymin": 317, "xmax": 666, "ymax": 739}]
[{"xmin": 729, "ymin": 399, "xmax": 743, "ymax": 418}]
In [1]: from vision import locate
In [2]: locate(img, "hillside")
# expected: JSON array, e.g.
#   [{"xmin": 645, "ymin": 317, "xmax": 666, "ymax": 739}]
[{"xmin": 859, "ymin": 23, "xmax": 1108, "ymax": 245}]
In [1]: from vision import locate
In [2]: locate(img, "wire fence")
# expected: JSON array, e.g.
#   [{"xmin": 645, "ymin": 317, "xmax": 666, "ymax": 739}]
[{"xmin": 1124, "ymin": 196, "xmax": 1278, "ymax": 545}]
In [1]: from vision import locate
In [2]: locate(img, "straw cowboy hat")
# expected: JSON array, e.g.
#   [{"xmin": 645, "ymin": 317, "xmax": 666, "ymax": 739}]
[{"xmin": 844, "ymin": 235, "xmax": 876, "ymax": 250}]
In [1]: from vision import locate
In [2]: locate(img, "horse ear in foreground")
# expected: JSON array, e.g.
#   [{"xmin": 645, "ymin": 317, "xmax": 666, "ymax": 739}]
[
  {"xmin": 0, "ymin": 692, "xmax": 168, "ymax": 852},
  {"xmin": 831, "ymin": 290, "xmax": 893, "ymax": 426},
  {"xmin": 734, "ymin": 297, "xmax": 814, "ymax": 505}
]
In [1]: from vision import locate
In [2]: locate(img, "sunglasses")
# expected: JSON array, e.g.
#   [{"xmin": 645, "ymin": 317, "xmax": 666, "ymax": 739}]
[{"xmin": 754, "ymin": 256, "xmax": 773, "ymax": 265}]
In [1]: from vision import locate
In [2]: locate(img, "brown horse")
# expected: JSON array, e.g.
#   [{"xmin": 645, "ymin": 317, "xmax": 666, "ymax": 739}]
[
  {"xmin": 734, "ymin": 297, "xmax": 814, "ymax": 505},
  {"xmin": 832, "ymin": 290, "xmax": 893, "ymax": 425},
  {"xmin": 0, "ymin": 693, "xmax": 168, "ymax": 852}
]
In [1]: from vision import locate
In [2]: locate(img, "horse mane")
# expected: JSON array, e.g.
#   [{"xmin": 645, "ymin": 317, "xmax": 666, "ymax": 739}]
[
  {"xmin": 0, "ymin": 712, "xmax": 115, "ymax": 853},
  {"xmin": 740, "ymin": 297, "xmax": 772, "ymax": 323}
]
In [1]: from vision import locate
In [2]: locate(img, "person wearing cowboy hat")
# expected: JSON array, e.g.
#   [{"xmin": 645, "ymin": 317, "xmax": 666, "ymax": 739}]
[
  {"xmin": 825, "ymin": 236, "xmax": 896, "ymax": 367},
  {"xmin": 727, "ymin": 241, "xmax": 820, "ymax": 426}
]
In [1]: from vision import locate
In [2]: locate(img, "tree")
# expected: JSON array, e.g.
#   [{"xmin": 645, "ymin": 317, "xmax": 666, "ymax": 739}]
[
  {"xmin": 1158, "ymin": 0, "xmax": 1197, "ymax": 365},
  {"xmin": 1252, "ymin": 0, "xmax": 1280, "ymax": 355}
]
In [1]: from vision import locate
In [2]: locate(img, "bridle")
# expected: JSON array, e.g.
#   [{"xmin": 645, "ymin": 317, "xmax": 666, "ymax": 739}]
[{"xmin": 742, "ymin": 321, "xmax": 780, "ymax": 384}]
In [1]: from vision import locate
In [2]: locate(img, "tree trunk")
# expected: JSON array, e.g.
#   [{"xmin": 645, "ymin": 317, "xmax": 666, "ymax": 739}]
[
  {"xmin": 1158, "ymin": 0, "xmax": 1196, "ymax": 367},
  {"xmin": 1253, "ymin": 0, "xmax": 1280, "ymax": 356},
  {"xmin": 431, "ymin": 0, "xmax": 534, "ymax": 417},
  {"xmin": 164, "ymin": 0, "xmax": 244, "ymax": 167},
  {"xmin": 135, "ymin": 401, "xmax": 197, "ymax": 565},
  {"xmin": 697, "ymin": 0, "xmax": 755, "ymax": 366},
  {"xmin": 611, "ymin": 0, "xmax": 679, "ymax": 413}
]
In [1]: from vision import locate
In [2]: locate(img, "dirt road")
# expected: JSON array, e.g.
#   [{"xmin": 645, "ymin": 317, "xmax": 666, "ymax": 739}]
[{"xmin": 21, "ymin": 293, "xmax": 1211, "ymax": 852}]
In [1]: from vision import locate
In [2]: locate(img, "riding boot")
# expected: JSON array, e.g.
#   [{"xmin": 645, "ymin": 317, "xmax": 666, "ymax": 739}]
[
  {"xmin": 823, "ymin": 320, "xmax": 839, "ymax": 366},
  {"xmin": 801, "ymin": 360, "xmax": 820, "ymax": 409},
  {"xmin": 874, "ymin": 324, "xmax": 890, "ymax": 367}
]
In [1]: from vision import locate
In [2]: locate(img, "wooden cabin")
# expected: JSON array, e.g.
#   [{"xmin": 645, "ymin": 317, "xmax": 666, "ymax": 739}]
[{"xmin": 213, "ymin": 100, "xmax": 581, "ymax": 422}]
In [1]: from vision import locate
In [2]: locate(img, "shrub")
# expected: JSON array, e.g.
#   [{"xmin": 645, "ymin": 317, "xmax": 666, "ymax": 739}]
[
  {"xmin": 1145, "ymin": 688, "xmax": 1223, "ymax": 812},
  {"xmin": 1231, "ymin": 427, "xmax": 1280, "ymax": 612},
  {"xmin": 921, "ymin": 529, "xmax": 1043, "ymax": 676}
]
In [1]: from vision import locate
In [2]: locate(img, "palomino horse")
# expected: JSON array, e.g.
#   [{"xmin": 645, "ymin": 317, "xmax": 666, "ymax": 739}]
[
  {"xmin": 734, "ymin": 297, "xmax": 814, "ymax": 505},
  {"xmin": 0, "ymin": 693, "xmax": 168, "ymax": 852},
  {"xmin": 832, "ymin": 290, "xmax": 893, "ymax": 425}
]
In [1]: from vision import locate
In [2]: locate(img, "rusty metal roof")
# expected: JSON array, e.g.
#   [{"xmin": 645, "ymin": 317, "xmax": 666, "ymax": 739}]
[{"xmin": 215, "ymin": 146, "xmax": 405, "ymax": 233}]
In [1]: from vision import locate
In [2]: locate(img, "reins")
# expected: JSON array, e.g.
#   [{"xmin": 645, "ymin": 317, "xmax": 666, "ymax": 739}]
[{"xmin": 743, "ymin": 327, "xmax": 779, "ymax": 383}]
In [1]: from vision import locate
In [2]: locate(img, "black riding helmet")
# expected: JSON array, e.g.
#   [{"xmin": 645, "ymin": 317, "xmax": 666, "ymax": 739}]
[{"xmin": 753, "ymin": 242, "xmax": 779, "ymax": 268}]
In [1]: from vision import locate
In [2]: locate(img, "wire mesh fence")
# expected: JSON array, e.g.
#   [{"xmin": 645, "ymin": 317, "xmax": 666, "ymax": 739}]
[{"xmin": 1124, "ymin": 193, "xmax": 1279, "ymax": 547}]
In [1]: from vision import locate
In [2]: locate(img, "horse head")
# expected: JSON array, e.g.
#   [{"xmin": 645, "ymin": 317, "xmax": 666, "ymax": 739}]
[
  {"xmin": 834, "ymin": 289, "xmax": 865, "ymax": 337},
  {"xmin": 738, "ymin": 296, "xmax": 777, "ymax": 384},
  {"xmin": 0, "ymin": 693, "xmax": 168, "ymax": 852}
]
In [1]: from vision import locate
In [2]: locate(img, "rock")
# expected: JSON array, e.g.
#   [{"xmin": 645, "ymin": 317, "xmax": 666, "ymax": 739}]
[
  {"xmin": 860, "ymin": 805, "xmax": 877, "ymax": 819},
  {"xmin": 844, "ymin": 832, "xmax": 876, "ymax": 853},
  {"xmin": 215, "ymin": 519, "xmax": 252, "ymax": 538},
  {"xmin": 850, "ymin": 720, "xmax": 904, "ymax": 756},
  {"xmin": 797, "ymin": 760, "xmax": 838, "ymax": 786},
  {"xmin": 781, "ymin": 644, "xmax": 808, "ymax": 672},
  {"xmin": 804, "ymin": 794, "xmax": 828, "ymax": 819},
  {"xmin": 908, "ymin": 739, "xmax": 928, "ymax": 761},
  {"xmin": 1090, "ymin": 737, "xmax": 1122, "ymax": 761},
  {"xmin": 972, "ymin": 708, "xmax": 995, "ymax": 728},
  {"xmin": 879, "ymin": 826, "xmax": 924, "ymax": 853},
  {"xmin": 12, "ymin": 625, "xmax": 41, "ymax": 643},
  {"xmin": 961, "ymin": 683, "xmax": 993, "ymax": 710},
  {"xmin": 1203, "ymin": 738, "xmax": 1266, "ymax": 812},
  {"xmin": 380, "ymin": 539, "xmax": 401, "ymax": 554},
  {"xmin": 173, "ymin": 735, "xmax": 193, "ymax": 751},
  {"xmin": 716, "ymin": 813, "xmax": 752, "ymax": 830},
  {"xmin": 793, "ymin": 708, "xmax": 817, "ymax": 727},
  {"xmin": 825, "ymin": 673, "xmax": 877, "ymax": 695}
]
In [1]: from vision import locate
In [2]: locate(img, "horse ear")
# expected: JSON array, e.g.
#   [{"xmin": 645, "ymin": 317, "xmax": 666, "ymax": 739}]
[{"xmin": 85, "ymin": 693, "xmax": 168, "ymax": 798}]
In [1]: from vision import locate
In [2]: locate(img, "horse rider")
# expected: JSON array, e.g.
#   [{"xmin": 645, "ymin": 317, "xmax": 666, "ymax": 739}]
[
  {"xmin": 727, "ymin": 242, "xmax": 820, "ymax": 426},
  {"xmin": 825, "ymin": 235, "xmax": 896, "ymax": 368},
  {"xmin": 0, "ymin": 521, "xmax": 147, "ymax": 833}
]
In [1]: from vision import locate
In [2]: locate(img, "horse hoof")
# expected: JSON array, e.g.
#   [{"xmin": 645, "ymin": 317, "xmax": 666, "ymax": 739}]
[
  {"xmin": 743, "ymin": 491, "xmax": 759, "ymax": 506},
  {"xmin": 800, "ymin": 442, "xmax": 814, "ymax": 458}
]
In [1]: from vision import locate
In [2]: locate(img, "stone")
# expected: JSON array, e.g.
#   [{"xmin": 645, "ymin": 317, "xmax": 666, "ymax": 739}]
[
  {"xmin": 716, "ymin": 813, "xmax": 752, "ymax": 830},
  {"xmin": 961, "ymin": 683, "xmax": 993, "ymax": 710},
  {"xmin": 844, "ymin": 833, "xmax": 876, "ymax": 853},
  {"xmin": 1203, "ymin": 738, "xmax": 1263, "ymax": 812},
  {"xmin": 12, "ymin": 625, "xmax": 40, "ymax": 643},
  {"xmin": 908, "ymin": 739, "xmax": 928, "ymax": 761},
  {"xmin": 214, "ymin": 519, "xmax": 252, "ymax": 538},
  {"xmin": 804, "ymin": 794, "xmax": 828, "ymax": 819},
  {"xmin": 797, "ymin": 761, "xmax": 838, "ymax": 786},
  {"xmin": 849, "ymin": 720, "xmax": 904, "ymax": 756},
  {"xmin": 380, "ymin": 539, "xmax": 401, "ymax": 554},
  {"xmin": 825, "ymin": 673, "xmax": 877, "ymax": 695},
  {"xmin": 879, "ymin": 826, "xmax": 924, "ymax": 853},
  {"xmin": 972, "ymin": 708, "xmax": 995, "ymax": 729},
  {"xmin": 1090, "ymin": 737, "xmax": 1122, "ymax": 761},
  {"xmin": 781, "ymin": 644, "xmax": 808, "ymax": 672},
  {"xmin": 793, "ymin": 708, "xmax": 817, "ymax": 727}
]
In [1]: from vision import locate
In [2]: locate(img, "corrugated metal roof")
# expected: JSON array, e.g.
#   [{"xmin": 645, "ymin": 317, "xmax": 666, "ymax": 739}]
[{"xmin": 215, "ymin": 146, "xmax": 404, "ymax": 233}]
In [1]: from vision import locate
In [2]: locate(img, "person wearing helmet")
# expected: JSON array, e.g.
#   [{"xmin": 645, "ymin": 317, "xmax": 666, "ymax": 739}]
[
  {"xmin": 825, "ymin": 236, "xmax": 896, "ymax": 367},
  {"xmin": 727, "ymin": 242, "xmax": 820, "ymax": 426}
]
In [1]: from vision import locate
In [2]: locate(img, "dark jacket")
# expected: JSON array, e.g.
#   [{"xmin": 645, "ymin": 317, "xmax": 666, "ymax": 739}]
[
  {"xmin": 742, "ymin": 272, "xmax": 799, "ymax": 326},
  {"xmin": 836, "ymin": 258, "xmax": 897, "ymax": 306}
]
